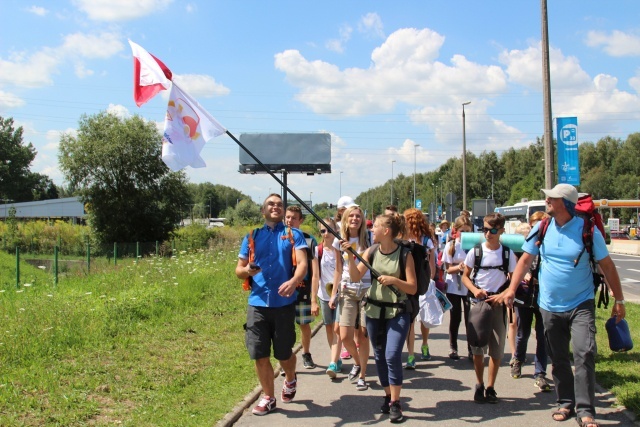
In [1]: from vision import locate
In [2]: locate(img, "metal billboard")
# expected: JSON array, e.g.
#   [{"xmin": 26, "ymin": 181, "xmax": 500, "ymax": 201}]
[{"xmin": 238, "ymin": 133, "xmax": 331, "ymax": 174}]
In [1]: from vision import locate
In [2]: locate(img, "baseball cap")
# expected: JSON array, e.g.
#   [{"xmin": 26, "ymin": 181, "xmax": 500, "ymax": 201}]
[
  {"xmin": 541, "ymin": 183, "xmax": 579, "ymax": 204},
  {"xmin": 337, "ymin": 196, "xmax": 358, "ymax": 209},
  {"xmin": 366, "ymin": 219, "xmax": 373, "ymax": 228}
]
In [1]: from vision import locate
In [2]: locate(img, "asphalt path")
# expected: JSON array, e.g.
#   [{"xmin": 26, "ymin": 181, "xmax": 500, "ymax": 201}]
[{"xmin": 220, "ymin": 311, "xmax": 637, "ymax": 426}]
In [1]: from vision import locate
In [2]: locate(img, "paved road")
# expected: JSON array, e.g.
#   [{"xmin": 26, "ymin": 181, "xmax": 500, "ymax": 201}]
[
  {"xmin": 220, "ymin": 311, "xmax": 636, "ymax": 426},
  {"xmin": 610, "ymin": 253, "xmax": 640, "ymax": 303}
]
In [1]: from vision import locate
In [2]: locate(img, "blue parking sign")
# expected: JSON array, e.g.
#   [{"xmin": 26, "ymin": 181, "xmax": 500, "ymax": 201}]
[{"xmin": 416, "ymin": 199, "xmax": 422, "ymax": 210}]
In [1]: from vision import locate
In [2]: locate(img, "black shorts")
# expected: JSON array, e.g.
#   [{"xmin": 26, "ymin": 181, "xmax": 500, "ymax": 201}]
[{"xmin": 245, "ymin": 303, "xmax": 296, "ymax": 361}]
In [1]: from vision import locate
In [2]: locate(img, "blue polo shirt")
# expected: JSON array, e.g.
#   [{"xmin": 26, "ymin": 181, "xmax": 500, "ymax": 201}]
[
  {"xmin": 239, "ymin": 222, "xmax": 308, "ymax": 308},
  {"xmin": 522, "ymin": 216, "xmax": 608, "ymax": 312}
]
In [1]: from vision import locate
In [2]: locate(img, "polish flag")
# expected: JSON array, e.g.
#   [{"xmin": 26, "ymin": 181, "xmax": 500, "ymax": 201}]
[
  {"xmin": 161, "ymin": 82, "xmax": 226, "ymax": 171},
  {"xmin": 128, "ymin": 40, "xmax": 173, "ymax": 107}
]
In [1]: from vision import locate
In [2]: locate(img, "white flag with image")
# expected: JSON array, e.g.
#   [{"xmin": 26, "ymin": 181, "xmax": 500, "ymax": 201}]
[{"xmin": 162, "ymin": 82, "xmax": 226, "ymax": 171}]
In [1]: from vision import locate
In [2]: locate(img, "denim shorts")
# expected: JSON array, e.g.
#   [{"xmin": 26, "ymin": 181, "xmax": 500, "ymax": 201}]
[{"xmin": 319, "ymin": 299, "xmax": 336, "ymax": 325}]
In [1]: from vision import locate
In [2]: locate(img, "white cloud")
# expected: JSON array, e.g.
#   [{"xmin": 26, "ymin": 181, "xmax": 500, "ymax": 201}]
[
  {"xmin": 358, "ymin": 12, "xmax": 385, "ymax": 39},
  {"xmin": 72, "ymin": 0, "xmax": 173, "ymax": 21},
  {"xmin": 500, "ymin": 42, "xmax": 640, "ymax": 135},
  {"xmin": 500, "ymin": 43, "xmax": 591, "ymax": 90},
  {"xmin": 0, "ymin": 31, "xmax": 123, "ymax": 89},
  {"xmin": 186, "ymin": 3, "xmax": 196, "ymax": 13},
  {"xmin": 43, "ymin": 129, "xmax": 73, "ymax": 151},
  {"xmin": 275, "ymin": 28, "xmax": 507, "ymax": 117},
  {"xmin": 0, "ymin": 90, "xmax": 26, "ymax": 109},
  {"xmin": 172, "ymin": 74, "xmax": 230, "ymax": 98},
  {"xmin": 325, "ymin": 24, "xmax": 352, "ymax": 53},
  {"xmin": 106, "ymin": 104, "xmax": 131, "ymax": 119},
  {"xmin": 630, "ymin": 72, "xmax": 640, "ymax": 93},
  {"xmin": 74, "ymin": 63, "xmax": 94, "ymax": 78},
  {"xmin": 0, "ymin": 49, "xmax": 59, "ymax": 88},
  {"xmin": 61, "ymin": 32, "xmax": 124, "ymax": 59},
  {"xmin": 26, "ymin": 6, "xmax": 48, "ymax": 16},
  {"xmin": 585, "ymin": 30, "xmax": 640, "ymax": 57}
]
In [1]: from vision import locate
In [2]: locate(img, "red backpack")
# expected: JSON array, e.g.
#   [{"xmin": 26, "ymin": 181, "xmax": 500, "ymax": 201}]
[{"xmin": 526, "ymin": 194, "xmax": 609, "ymax": 308}]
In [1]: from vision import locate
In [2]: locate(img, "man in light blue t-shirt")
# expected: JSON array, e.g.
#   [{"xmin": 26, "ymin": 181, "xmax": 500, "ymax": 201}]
[{"xmin": 495, "ymin": 184, "xmax": 626, "ymax": 427}]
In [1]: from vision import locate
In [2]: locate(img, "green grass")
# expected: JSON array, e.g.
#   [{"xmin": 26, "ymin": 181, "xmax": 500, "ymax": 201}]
[
  {"xmin": 596, "ymin": 303, "xmax": 640, "ymax": 415},
  {"xmin": 1, "ymin": 236, "xmax": 636, "ymax": 425},
  {"xmin": 0, "ymin": 240, "xmax": 270, "ymax": 426}
]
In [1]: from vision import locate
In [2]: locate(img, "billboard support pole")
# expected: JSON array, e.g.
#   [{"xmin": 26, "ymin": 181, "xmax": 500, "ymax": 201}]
[{"xmin": 227, "ymin": 130, "xmax": 379, "ymax": 277}]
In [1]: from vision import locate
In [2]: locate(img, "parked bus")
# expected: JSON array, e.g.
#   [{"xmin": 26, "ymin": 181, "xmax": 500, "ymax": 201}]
[{"xmin": 494, "ymin": 200, "xmax": 546, "ymax": 233}]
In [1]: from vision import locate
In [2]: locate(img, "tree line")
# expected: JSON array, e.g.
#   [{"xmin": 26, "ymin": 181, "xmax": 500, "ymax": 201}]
[
  {"xmin": 354, "ymin": 134, "xmax": 640, "ymax": 223},
  {"xmin": 2, "ymin": 111, "xmax": 639, "ymax": 248}
]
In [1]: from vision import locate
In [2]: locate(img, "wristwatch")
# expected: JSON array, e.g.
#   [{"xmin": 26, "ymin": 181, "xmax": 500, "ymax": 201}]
[{"xmin": 615, "ymin": 300, "xmax": 625, "ymax": 305}]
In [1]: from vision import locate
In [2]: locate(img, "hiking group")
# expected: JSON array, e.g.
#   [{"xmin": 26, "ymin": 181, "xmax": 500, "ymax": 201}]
[{"xmin": 235, "ymin": 184, "xmax": 627, "ymax": 426}]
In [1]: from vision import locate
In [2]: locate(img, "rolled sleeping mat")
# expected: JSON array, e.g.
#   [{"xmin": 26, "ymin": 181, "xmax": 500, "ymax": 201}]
[{"xmin": 460, "ymin": 232, "xmax": 525, "ymax": 252}]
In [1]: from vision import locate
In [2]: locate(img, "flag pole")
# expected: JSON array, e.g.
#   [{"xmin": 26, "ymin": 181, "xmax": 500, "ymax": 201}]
[{"xmin": 225, "ymin": 130, "xmax": 379, "ymax": 277}]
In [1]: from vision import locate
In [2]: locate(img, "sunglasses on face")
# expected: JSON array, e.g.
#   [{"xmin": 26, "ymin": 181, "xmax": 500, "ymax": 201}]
[
  {"xmin": 482, "ymin": 227, "xmax": 500, "ymax": 235},
  {"xmin": 320, "ymin": 229, "xmax": 328, "ymax": 234}
]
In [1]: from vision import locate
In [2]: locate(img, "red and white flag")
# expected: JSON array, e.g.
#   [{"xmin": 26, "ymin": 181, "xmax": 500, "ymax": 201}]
[
  {"xmin": 128, "ymin": 40, "xmax": 173, "ymax": 107},
  {"xmin": 162, "ymin": 82, "xmax": 226, "ymax": 171}
]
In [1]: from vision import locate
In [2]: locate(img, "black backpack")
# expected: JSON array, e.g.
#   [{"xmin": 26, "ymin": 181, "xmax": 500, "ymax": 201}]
[{"xmin": 367, "ymin": 239, "xmax": 430, "ymax": 321}]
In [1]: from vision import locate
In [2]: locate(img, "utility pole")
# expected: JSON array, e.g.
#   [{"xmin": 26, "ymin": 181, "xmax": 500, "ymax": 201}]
[{"xmin": 541, "ymin": 0, "xmax": 554, "ymax": 188}]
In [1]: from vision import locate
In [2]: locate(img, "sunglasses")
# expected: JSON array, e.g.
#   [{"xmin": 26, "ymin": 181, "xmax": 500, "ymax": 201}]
[
  {"xmin": 482, "ymin": 227, "xmax": 500, "ymax": 235},
  {"xmin": 320, "ymin": 229, "xmax": 328, "ymax": 234}
]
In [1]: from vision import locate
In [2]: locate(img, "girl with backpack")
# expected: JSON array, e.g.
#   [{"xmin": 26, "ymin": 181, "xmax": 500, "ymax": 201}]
[
  {"xmin": 401, "ymin": 208, "xmax": 436, "ymax": 369},
  {"xmin": 343, "ymin": 212, "xmax": 416, "ymax": 423},
  {"xmin": 441, "ymin": 215, "xmax": 473, "ymax": 360},
  {"xmin": 316, "ymin": 218, "xmax": 345, "ymax": 379},
  {"xmin": 329, "ymin": 205, "xmax": 371, "ymax": 391}
]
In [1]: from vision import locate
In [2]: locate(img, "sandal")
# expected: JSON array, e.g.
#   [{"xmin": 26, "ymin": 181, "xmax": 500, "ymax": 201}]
[
  {"xmin": 551, "ymin": 408, "xmax": 575, "ymax": 422},
  {"xmin": 577, "ymin": 417, "xmax": 600, "ymax": 427}
]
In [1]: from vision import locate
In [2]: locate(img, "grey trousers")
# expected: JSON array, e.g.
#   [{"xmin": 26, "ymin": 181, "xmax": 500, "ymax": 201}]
[{"xmin": 540, "ymin": 300, "xmax": 596, "ymax": 419}]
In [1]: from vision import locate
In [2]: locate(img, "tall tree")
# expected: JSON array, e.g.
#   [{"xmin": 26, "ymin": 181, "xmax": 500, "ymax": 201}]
[
  {"xmin": 0, "ymin": 116, "xmax": 44, "ymax": 202},
  {"xmin": 59, "ymin": 112, "xmax": 190, "ymax": 245}
]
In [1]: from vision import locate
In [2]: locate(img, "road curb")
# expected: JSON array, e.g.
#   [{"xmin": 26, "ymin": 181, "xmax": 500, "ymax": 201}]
[{"xmin": 215, "ymin": 321, "xmax": 324, "ymax": 427}]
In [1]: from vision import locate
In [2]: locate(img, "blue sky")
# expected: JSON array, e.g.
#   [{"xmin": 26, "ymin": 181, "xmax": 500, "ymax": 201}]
[{"xmin": 1, "ymin": 1, "xmax": 639, "ymax": 206}]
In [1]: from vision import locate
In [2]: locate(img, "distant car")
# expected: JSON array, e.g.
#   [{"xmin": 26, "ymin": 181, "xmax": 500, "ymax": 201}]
[
  {"xmin": 207, "ymin": 221, "xmax": 225, "ymax": 228},
  {"xmin": 610, "ymin": 231, "xmax": 630, "ymax": 240}
]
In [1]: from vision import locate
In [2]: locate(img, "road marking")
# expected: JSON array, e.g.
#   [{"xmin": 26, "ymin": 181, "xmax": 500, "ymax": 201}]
[
  {"xmin": 622, "ymin": 278, "xmax": 640, "ymax": 283},
  {"xmin": 626, "ymin": 269, "xmax": 640, "ymax": 273}
]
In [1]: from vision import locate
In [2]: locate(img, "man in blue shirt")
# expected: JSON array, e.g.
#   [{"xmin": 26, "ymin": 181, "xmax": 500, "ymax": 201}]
[
  {"xmin": 235, "ymin": 193, "xmax": 308, "ymax": 416},
  {"xmin": 495, "ymin": 184, "xmax": 626, "ymax": 427}
]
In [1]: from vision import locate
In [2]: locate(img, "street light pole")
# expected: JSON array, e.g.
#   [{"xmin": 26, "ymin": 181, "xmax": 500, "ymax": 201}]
[
  {"xmin": 439, "ymin": 178, "xmax": 443, "ymax": 219},
  {"xmin": 413, "ymin": 144, "xmax": 420, "ymax": 208},
  {"xmin": 462, "ymin": 101, "xmax": 471, "ymax": 211},
  {"xmin": 490, "ymin": 169, "xmax": 494, "ymax": 200},
  {"xmin": 391, "ymin": 160, "xmax": 396, "ymax": 205},
  {"xmin": 310, "ymin": 191, "xmax": 313, "ymax": 208}
]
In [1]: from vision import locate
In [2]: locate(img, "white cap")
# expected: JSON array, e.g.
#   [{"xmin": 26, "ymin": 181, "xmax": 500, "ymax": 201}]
[
  {"xmin": 337, "ymin": 196, "xmax": 358, "ymax": 209},
  {"xmin": 541, "ymin": 184, "xmax": 579, "ymax": 204}
]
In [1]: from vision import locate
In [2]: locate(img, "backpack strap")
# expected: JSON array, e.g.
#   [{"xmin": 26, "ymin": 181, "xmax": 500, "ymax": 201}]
[
  {"xmin": 317, "ymin": 243, "xmax": 323, "ymax": 277},
  {"xmin": 501, "ymin": 245, "xmax": 510, "ymax": 274},
  {"xmin": 242, "ymin": 228, "xmax": 260, "ymax": 291},
  {"xmin": 472, "ymin": 243, "xmax": 483, "ymax": 281},
  {"xmin": 526, "ymin": 217, "xmax": 550, "ymax": 245}
]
